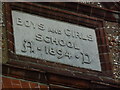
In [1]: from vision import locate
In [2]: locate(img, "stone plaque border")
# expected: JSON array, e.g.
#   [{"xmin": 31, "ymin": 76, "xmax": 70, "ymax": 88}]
[{"xmin": 4, "ymin": 2, "xmax": 113, "ymax": 80}]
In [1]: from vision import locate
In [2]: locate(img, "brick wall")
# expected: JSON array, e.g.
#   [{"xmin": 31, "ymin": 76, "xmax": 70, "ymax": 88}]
[
  {"xmin": 1, "ymin": 2, "xmax": 120, "ymax": 89},
  {"xmin": 2, "ymin": 76, "xmax": 49, "ymax": 89},
  {"xmin": 2, "ymin": 76, "xmax": 75, "ymax": 89}
]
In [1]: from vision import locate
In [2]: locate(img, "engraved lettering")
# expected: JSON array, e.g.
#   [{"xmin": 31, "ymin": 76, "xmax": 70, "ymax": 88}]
[
  {"xmin": 24, "ymin": 20, "xmax": 31, "ymax": 27},
  {"xmin": 75, "ymin": 53, "xmax": 80, "ymax": 59},
  {"xmin": 66, "ymin": 41, "xmax": 73, "ymax": 48},
  {"xmin": 64, "ymin": 29, "xmax": 71, "ymax": 37},
  {"xmin": 58, "ymin": 30, "xmax": 62, "ymax": 35},
  {"xmin": 12, "ymin": 11, "xmax": 102, "ymax": 71},
  {"xmin": 74, "ymin": 42, "xmax": 80, "ymax": 50},
  {"xmin": 49, "ymin": 47, "xmax": 56, "ymax": 55},
  {"xmin": 37, "ymin": 47, "xmax": 41, "ymax": 51},
  {"xmin": 81, "ymin": 52, "xmax": 84, "ymax": 64},
  {"xmin": 75, "ymin": 52, "xmax": 91, "ymax": 64},
  {"xmin": 45, "ymin": 46, "xmax": 49, "ymax": 54},
  {"xmin": 65, "ymin": 50, "xmax": 72, "ymax": 59},
  {"xmin": 48, "ymin": 28, "xmax": 62, "ymax": 35},
  {"xmin": 76, "ymin": 32, "xmax": 82, "ymax": 39},
  {"xmin": 72, "ymin": 31, "xmax": 75, "ymax": 38},
  {"xmin": 16, "ymin": 17, "xmax": 23, "ymax": 26},
  {"xmin": 83, "ymin": 54, "xmax": 91, "ymax": 64},
  {"xmin": 51, "ymin": 37, "xmax": 58, "ymax": 45},
  {"xmin": 38, "ymin": 24, "xmax": 45, "ymax": 31},
  {"xmin": 56, "ymin": 48, "xmax": 64, "ymax": 59},
  {"xmin": 44, "ymin": 36, "xmax": 51, "ymax": 43},
  {"xmin": 58, "ymin": 39, "xmax": 66, "ymax": 46},
  {"xmin": 87, "ymin": 35, "xmax": 93, "ymax": 41},
  {"xmin": 80, "ymin": 33, "xmax": 87, "ymax": 40},
  {"xmin": 36, "ymin": 34, "xmax": 43, "ymax": 42},
  {"xmin": 27, "ymin": 41, "xmax": 34, "ymax": 53},
  {"xmin": 21, "ymin": 40, "xmax": 34, "ymax": 53},
  {"xmin": 31, "ymin": 21, "xmax": 36, "ymax": 29},
  {"xmin": 21, "ymin": 40, "xmax": 27, "ymax": 52}
]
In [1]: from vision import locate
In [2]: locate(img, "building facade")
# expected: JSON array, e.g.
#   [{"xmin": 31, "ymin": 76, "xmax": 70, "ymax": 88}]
[{"xmin": 1, "ymin": 2, "xmax": 120, "ymax": 89}]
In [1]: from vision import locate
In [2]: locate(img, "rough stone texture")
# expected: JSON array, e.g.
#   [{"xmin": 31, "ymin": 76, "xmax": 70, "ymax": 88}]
[
  {"xmin": 104, "ymin": 21, "xmax": 120, "ymax": 80},
  {"xmin": 0, "ymin": 2, "xmax": 2, "ymax": 62},
  {"xmin": 1, "ymin": 2, "xmax": 8, "ymax": 64},
  {"xmin": 0, "ymin": 2, "xmax": 2, "ymax": 90}
]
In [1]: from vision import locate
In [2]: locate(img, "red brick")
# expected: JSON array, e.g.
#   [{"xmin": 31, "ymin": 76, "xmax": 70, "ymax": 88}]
[
  {"xmin": 98, "ymin": 45, "xmax": 109, "ymax": 53},
  {"xmin": 0, "ymin": 82, "xmax": 2, "ymax": 89},
  {"xmin": 97, "ymin": 37, "xmax": 102, "ymax": 45},
  {"xmin": 105, "ymin": 36, "xmax": 109, "ymax": 45},
  {"xmin": 21, "ymin": 81, "xmax": 30, "ymax": 88},
  {"xmin": 96, "ymin": 30, "xmax": 100, "ymax": 37},
  {"xmin": 11, "ymin": 79, "xmax": 20, "ymax": 85},
  {"xmin": 39, "ymin": 84, "xmax": 48, "ymax": 90},
  {"xmin": 3, "ymin": 85, "xmax": 13, "ymax": 88},
  {"xmin": 12, "ymin": 84, "xmax": 21, "ymax": 88},
  {"xmin": 29, "ymin": 82, "xmax": 39, "ymax": 88},
  {"xmin": 2, "ymin": 83, "xmax": 4, "ymax": 88},
  {"xmin": 101, "ymin": 37, "xmax": 107, "ymax": 45},
  {"xmin": 2, "ymin": 77, "xmax": 12, "ymax": 86}
]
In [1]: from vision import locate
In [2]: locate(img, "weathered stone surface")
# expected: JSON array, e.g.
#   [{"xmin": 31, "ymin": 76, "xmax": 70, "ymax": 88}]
[{"xmin": 12, "ymin": 10, "xmax": 101, "ymax": 71}]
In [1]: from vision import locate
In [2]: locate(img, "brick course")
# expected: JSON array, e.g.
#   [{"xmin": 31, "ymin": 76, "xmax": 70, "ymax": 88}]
[{"xmin": 2, "ymin": 76, "xmax": 49, "ymax": 89}]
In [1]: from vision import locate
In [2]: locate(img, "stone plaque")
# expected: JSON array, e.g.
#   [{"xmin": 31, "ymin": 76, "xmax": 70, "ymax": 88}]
[{"xmin": 12, "ymin": 10, "xmax": 101, "ymax": 71}]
